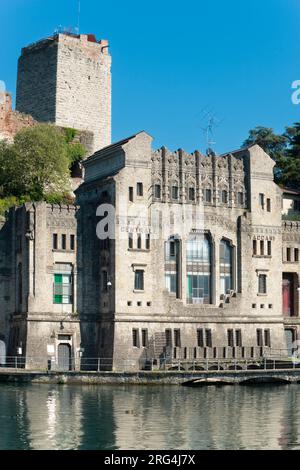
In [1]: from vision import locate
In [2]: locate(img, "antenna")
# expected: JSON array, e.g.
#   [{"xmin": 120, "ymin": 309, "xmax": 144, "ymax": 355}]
[
  {"xmin": 199, "ymin": 107, "xmax": 223, "ymax": 154},
  {"xmin": 77, "ymin": 0, "xmax": 81, "ymax": 34}
]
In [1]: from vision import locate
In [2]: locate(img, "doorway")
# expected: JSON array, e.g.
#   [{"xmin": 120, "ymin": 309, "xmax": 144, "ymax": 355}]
[{"xmin": 57, "ymin": 343, "xmax": 71, "ymax": 371}]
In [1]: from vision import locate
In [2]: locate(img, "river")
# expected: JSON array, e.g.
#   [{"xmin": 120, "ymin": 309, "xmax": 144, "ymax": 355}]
[{"xmin": 0, "ymin": 383, "xmax": 299, "ymax": 450}]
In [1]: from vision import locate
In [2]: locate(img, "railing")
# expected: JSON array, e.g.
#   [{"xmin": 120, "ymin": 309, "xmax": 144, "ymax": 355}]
[{"xmin": 1, "ymin": 349, "xmax": 300, "ymax": 373}]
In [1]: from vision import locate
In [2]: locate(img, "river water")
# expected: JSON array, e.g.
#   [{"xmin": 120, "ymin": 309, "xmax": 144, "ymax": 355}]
[{"xmin": 0, "ymin": 383, "xmax": 300, "ymax": 450}]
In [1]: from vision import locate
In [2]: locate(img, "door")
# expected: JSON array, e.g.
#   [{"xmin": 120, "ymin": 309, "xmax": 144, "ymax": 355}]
[
  {"xmin": 0, "ymin": 340, "xmax": 6, "ymax": 366},
  {"xmin": 57, "ymin": 343, "xmax": 71, "ymax": 371},
  {"xmin": 285, "ymin": 329, "xmax": 295, "ymax": 357}
]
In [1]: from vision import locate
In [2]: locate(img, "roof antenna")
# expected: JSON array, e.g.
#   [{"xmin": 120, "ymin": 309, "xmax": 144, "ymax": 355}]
[{"xmin": 200, "ymin": 107, "xmax": 222, "ymax": 156}]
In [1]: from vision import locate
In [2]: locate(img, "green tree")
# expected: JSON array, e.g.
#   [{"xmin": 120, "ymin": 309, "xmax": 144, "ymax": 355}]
[{"xmin": 242, "ymin": 126, "xmax": 287, "ymax": 161}]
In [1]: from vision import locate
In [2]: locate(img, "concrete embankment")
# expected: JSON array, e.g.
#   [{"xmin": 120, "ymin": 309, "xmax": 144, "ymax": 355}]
[{"xmin": 1, "ymin": 369, "xmax": 300, "ymax": 386}]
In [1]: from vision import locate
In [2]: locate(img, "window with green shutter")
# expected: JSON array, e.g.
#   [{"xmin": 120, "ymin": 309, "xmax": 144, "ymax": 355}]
[{"xmin": 53, "ymin": 273, "xmax": 72, "ymax": 304}]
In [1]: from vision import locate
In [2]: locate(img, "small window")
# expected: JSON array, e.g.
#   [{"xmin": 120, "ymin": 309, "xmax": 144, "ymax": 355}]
[
  {"xmin": 137, "ymin": 234, "xmax": 142, "ymax": 250},
  {"xmin": 258, "ymin": 274, "xmax": 267, "ymax": 294},
  {"xmin": 267, "ymin": 241, "xmax": 272, "ymax": 256},
  {"xmin": 127, "ymin": 301, "xmax": 132, "ymax": 306},
  {"xmin": 142, "ymin": 329, "xmax": 148, "ymax": 348},
  {"xmin": 172, "ymin": 186, "xmax": 179, "ymax": 200},
  {"xmin": 267, "ymin": 199, "xmax": 271, "ymax": 212},
  {"xmin": 227, "ymin": 329, "xmax": 234, "ymax": 347},
  {"xmin": 154, "ymin": 184, "xmax": 161, "ymax": 199},
  {"xmin": 145, "ymin": 234, "xmax": 150, "ymax": 250},
  {"xmin": 147, "ymin": 301, "xmax": 151, "ymax": 307},
  {"xmin": 137, "ymin": 301, "xmax": 142, "ymax": 307},
  {"xmin": 189, "ymin": 187, "xmax": 195, "ymax": 201},
  {"xmin": 257, "ymin": 329, "xmax": 263, "ymax": 347},
  {"xmin": 132, "ymin": 329, "xmax": 140, "ymax": 348},
  {"xmin": 252, "ymin": 304, "xmax": 257, "ymax": 309},
  {"xmin": 129, "ymin": 187, "xmax": 134, "ymax": 202},
  {"xmin": 253, "ymin": 240, "xmax": 257, "ymax": 256},
  {"xmin": 205, "ymin": 189, "xmax": 212, "ymax": 203},
  {"xmin": 134, "ymin": 270, "xmax": 144, "ymax": 291},
  {"xmin": 235, "ymin": 330, "xmax": 242, "ymax": 347},
  {"xmin": 269, "ymin": 304, "xmax": 273, "ymax": 309},
  {"xmin": 53, "ymin": 234, "xmax": 58, "ymax": 250},
  {"xmin": 264, "ymin": 329, "xmax": 271, "ymax": 347},
  {"xmin": 128, "ymin": 233, "xmax": 133, "ymax": 249},
  {"xmin": 261, "ymin": 304, "xmax": 265, "ymax": 309},
  {"xmin": 197, "ymin": 329, "xmax": 204, "ymax": 348},
  {"xmin": 170, "ymin": 240, "xmax": 176, "ymax": 258},
  {"xmin": 295, "ymin": 248, "xmax": 299, "ymax": 262},
  {"xmin": 62, "ymin": 234, "xmax": 66, "ymax": 250},
  {"xmin": 70, "ymin": 235, "xmax": 75, "ymax": 251},
  {"xmin": 205, "ymin": 329, "xmax": 212, "ymax": 348},
  {"xmin": 165, "ymin": 329, "xmax": 172, "ymax": 348},
  {"xmin": 259, "ymin": 193, "xmax": 265, "ymax": 209},
  {"xmin": 237, "ymin": 192, "xmax": 244, "ymax": 205},
  {"xmin": 287, "ymin": 248, "xmax": 291, "ymax": 262},
  {"xmin": 137, "ymin": 183, "xmax": 143, "ymax": 197},
  {"xmin": 102, "ymin": 270, "xmax": 108, "ymax": 292},
  {"xmin": 174, "ymin": 329, "xmax": 181, "ymax": 348},
  {"xmin": 260, "ymin": 240, "xmax": 264, "ymax": 256},
  {"xmin": 221, "ymin": 190, "xmax": 228, "ymax": 204}
]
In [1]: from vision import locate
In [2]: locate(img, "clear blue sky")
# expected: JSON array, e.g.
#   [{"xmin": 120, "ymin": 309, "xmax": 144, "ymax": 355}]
[{"xmin": 1, "ymin": 0, "xmax": 300, "ymax": 154}]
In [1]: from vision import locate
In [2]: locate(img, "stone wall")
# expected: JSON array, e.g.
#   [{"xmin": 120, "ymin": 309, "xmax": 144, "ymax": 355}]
[{"xmin": 0, "ymin": 93, "xmax": 36, "ymax": 141}]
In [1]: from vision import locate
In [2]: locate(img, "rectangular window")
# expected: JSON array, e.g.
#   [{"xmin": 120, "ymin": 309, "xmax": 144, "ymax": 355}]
[
  {"xmin": 53, "ymin": 234, "xmax": 58, "ymax": 250},
  {"xmin": 165, "ymin": 273, "xmax": 177, "ymax": 294},
  {"xmin": 134, "ymin": 270, "xmax": 144, "ymax": 291},
  {"xmin": 132, "ymin": 329, "xmax": 140, "ymax": 348},
  {"xmin": 295, "ymin": 248, "xmax": 299, "ymax": 262},
  {"xmin": 189, "ymin": 187, "xmax": 195, "ymax": 201},
  {"xmin": 205, "ymin": 329, "xmax": 212, "ymax": 348},
  {"xmin": 260, "ymin": 240, "xmax": 264, "ymax": 256},
  {"xmin": 287, "ymin": 248, "xmax": 291, "ymax": 262},
  {"xmin": 145, "ymin": 234, "xmax": 150, "ymax": 250},
  {"xmin": 258, "ymin": 274, "xmax": 267, "ymax": 294},
  {"xmin": 53, "ymin": 273, "xmax": 72, "ymax": 304},
  {"xmin": 235, "ymin": 330, "xmax": 242, "ymax": 347},
  {"xmin": 142, "ymin": 329, "xmax": 148, "ymax": 348},
  {"xmin": 137, "ymin": 234, "xmax": 142, "ymax": 250},
  {"xmin": 129, "ymin": 187, "xmax": 134, "ymax": 202},
  {"xmin": 237, "ymin": 192, "xmax": 244, "ymax": 205},
  {"xmin": 257, "ymin": 329, "xmax": 263, "ymax": 347},
  {"xmin": 128, "ymin": 233, "xmax": 133, "ymax": 249},
  {"xmin": 169, "ymin": 240, "xmax": 176, "ymax": 258},
  {"xmin": 253, "ymin": 240, "xmax": 257, "ymax": 256},
  {"xmin": 267, "ymin": 199, "xmax": 271, "ymax": 212},
  {"xmin": 267, "ymin": 241, "xmax": 272, "ymax": 256},
  {"xmin": 102, "ymin": 270, "xmax": 108, "ymax": 292},
  {"xmin": 174, "ymin": 329, "xmax": 181, "ymax": 348},
  {"xmin": 165, "ymin": 329, "xmax": 172, "ymax": 348},
  {"xmin": 154, "ymin": 184, "xmax": 161, "ymax": 199},
  {"xmin": 205, "ymin": 189, "xmax": 212, "ymax": 203},
  {"xmin": 70, "ymin": 235, "xmax": 75, "ymax": 251},
  {"xmin": 61, "ymin": 234, "xmax": 66, "ymax": 250},
  {"xmin": 264, "ymin": 329, "xmax": 271, "ymax": 348},
  {"xmin": 137, "ymin": 182, "xmax": 143, "ymax": 197},
  {"xmin": 172, "ymin": 186, "xmax": 179, "ymax": 200},
  {"xmin": 259, "ymin": 193, "xmax": 265, "ymax": 209},
  {"xmin": 197, "ymin": 329, "xmax": 204, "ymax": 348},
  {"xmin": 221, "ymin": 190, "xmax": 228, "ymax": 204},
  {"xmin": 227, "ymin": 329, "xmax": 234, "ymax": 347}
]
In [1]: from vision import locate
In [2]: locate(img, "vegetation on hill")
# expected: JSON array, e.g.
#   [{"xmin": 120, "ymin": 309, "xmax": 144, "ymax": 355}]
[
  {"xmin": 243, "ymin": 124, "xmax": 300, "ymax": 187},
  {"xmin": 0, "ymin": 124, "xmax": 85, "ymax": 214}
]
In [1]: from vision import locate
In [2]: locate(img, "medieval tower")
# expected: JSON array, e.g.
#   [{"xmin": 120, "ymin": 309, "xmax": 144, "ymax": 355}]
[{"xmin": 16, "ymin": 32, "xmax": 112, "ymax": 153}]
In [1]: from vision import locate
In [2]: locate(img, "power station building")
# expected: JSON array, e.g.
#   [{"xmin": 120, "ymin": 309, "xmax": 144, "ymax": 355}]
[{"xmin": 0, "ymin": 32, "xmax": 299, "ymax": 370}]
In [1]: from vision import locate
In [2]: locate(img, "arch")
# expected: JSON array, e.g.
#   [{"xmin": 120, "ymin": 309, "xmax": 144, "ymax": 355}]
[{"xmin": 186, "ymin": 233, "xmax": 212, "ymax": 305}]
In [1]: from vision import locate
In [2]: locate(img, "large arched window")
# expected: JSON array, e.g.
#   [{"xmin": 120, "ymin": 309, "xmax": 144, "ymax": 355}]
[
  {"xmin": 220, "ymin": 239, "xmax": 233, "ymax": 295},
  {"xmin": 186, "ymin": 233, "xmax": 212, "ymax": 304}
]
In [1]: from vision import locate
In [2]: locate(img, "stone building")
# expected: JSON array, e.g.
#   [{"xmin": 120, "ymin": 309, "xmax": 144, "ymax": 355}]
[
  {"xmin": 16, "ymin": 32, "xmax": 111, "ymax": 154},
  {"xmin": 0, "ymin": 92, "xmax": 36, "ymax": 141},
  {"xmin": 1, "ymin": 132, "xmax": 300, "ymax": 370}
]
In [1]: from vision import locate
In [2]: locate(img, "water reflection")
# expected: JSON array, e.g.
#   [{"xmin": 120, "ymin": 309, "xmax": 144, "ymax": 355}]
[{"xmin": 1, "ymin": 384, "xmax": 300, "ymax": 450}]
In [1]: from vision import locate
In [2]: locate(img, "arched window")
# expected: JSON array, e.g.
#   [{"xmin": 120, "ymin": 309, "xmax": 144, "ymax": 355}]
[
  {"xmin": 186, "ymin": 234, "xmax": 212, "ymax": 304},
  {"xmin": 220, "ymin": 239, "xmax": 233, "ymax": 295}
]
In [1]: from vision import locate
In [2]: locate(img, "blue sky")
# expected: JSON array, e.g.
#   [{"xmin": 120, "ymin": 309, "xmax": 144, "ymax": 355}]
[{"xmin": 1, "ymin": 0, "xmax": 300, "ymax": 153}]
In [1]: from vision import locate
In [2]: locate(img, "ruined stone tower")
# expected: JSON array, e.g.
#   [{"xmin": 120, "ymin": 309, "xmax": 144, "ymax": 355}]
[{"xmin": 16, "ymin": 33, "xmax": 111, "ymax": 153}]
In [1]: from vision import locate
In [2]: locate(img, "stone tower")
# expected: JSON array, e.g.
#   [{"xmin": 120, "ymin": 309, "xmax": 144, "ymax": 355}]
[{"xmin": 16, "ymin": 33, "xmax": 112, "ymax": 153}]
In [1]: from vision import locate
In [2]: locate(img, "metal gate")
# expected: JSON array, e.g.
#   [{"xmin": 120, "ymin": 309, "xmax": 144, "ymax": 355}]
[
  {"xmin": 0, "ymin": 340, "xmax": 6, "ymax": 366},
  {"xmin": 57, "ymin": 344, "xmax": 71, "ymax": 371}
]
